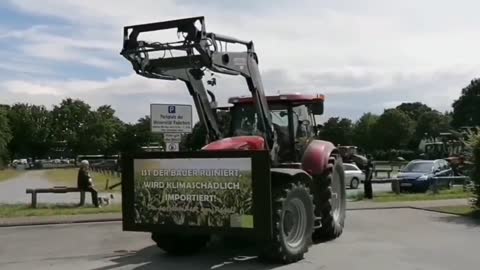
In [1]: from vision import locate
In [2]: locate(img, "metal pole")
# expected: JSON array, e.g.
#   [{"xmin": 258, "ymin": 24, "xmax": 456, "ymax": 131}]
[
  {"xmin": 364, "ymin": 157, "xmax": 374, "ymax": 199},
  {"xmin": 393, "ymin": 179, "xmax": 400, "ymax": 195},
  {"xmin": 432, "ymin": 178, "xmax": 439, "ymax": 194}
]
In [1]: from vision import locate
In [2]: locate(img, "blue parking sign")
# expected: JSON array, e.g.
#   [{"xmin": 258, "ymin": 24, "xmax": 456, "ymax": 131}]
[{"xmin": 168, "ymin": 105, "xmax": 176, "ymax": 113}]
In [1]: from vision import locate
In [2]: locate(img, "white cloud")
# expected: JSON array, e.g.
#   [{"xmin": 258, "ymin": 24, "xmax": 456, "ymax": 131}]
[
  {"xmin": 0, "ymin": 24, "xmax": 120, "ymax": 71},
  {"xmin": 4, "ymin": 80, "xmax": 62, "ymax": 96},
  {"xmin": 2, "ymin": 0, "xmax": 479, "ymax": 123},
  {"xmin": 20, "ymin": 42, "xmax": 122, "ymax": 71}
]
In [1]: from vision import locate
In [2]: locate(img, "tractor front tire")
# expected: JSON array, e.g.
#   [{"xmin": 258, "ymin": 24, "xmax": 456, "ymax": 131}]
[
  {"xmin": 261, "ymin": 181, "xmax": 314, "ymax": 264},
  {"xmin": 151, "ymin": 233, "xmax": 210, "ymax": 256},
  {"xmin": 312, "ymin": 153, "xmax": 346, "ymax": 242}
]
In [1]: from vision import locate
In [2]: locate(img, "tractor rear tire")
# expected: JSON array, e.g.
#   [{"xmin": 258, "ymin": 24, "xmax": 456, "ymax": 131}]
[
  {"xmin": 151, "ymin": 233, "xmax": 210, "ymax": 256},
  {"xmin": 312, "ymin": 153, "xmax": 346, "ymax": 242},
  {"xmin": 260, "ymin": 181, "xmax": 314, "ymax": 264}
]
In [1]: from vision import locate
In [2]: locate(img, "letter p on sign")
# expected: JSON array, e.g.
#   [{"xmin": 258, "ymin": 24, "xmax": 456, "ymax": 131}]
[{"xmin": 168, "ymin": 105, "xmax": 176, "ymax": 114}]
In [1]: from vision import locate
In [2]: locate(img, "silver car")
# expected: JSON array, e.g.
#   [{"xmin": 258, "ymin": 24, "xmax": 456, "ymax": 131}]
[{"xmin": 343, "ymin": 163, "xmax": 365, "ymax": 189}]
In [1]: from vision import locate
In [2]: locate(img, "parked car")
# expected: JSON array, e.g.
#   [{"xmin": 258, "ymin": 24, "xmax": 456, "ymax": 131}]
[
  {"xmin": 343, "ymin": 163, "xmax": 365, "ymax": 189},
  {"xmin": 394, "ymin": 159, "xmax": 454, "ymax": 193}
]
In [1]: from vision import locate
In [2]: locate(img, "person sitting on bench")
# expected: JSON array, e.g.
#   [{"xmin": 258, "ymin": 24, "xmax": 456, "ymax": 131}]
[{"xmin": 77, "ymin": 160, "xmax": 100, "ymax": 207}]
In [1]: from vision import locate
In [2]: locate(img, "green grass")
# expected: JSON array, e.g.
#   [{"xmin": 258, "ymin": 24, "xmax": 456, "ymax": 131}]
[
  {"xmin": 428, "ymin": 205, "xmax": 480, "ymax": 220},
  {"xmin": 0, "ymin": 203, "xmax": 121, "ymax": 218},
  {"xmin": 349, "ymin": 187, "xmax": 474, "ymax": 202},
  {"xmin": 44, "ymin": 168, "xmax": 121, "ymax": 192},
  {"xmin": 0, "ymin": 169, "xmax": 22, "ymax": 182}
]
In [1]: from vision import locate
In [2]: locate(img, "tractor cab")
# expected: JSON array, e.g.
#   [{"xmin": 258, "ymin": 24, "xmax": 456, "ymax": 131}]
[
  {"xmin": 424, "ymin": 142, "xmax": 447, "ymax": 159},
  {"xmin": 338, "ymin": 146, "xmax": 358, "ymax": 158},
  {"xmin": 227, "ymin": 93, "xmax": 325, "ymax": 163}
]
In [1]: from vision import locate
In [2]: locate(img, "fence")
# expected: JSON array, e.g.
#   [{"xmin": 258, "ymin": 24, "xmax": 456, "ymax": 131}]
[
  {"xmin": 371, "ymin": 160, "xmax": 408, "ymax": 180},
  {"xmin": 388, "ymin": 175, "xmax": 472, "ymax": 195},
  {"xmin": 90, "ymin": 166, "xmax": 122, "ymax": 190}
]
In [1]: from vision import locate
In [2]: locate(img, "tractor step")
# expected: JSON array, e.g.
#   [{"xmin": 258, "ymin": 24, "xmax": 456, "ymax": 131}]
[{"xmin": 313, "ymin": 216, "xmax": 322, "ymax": 229}]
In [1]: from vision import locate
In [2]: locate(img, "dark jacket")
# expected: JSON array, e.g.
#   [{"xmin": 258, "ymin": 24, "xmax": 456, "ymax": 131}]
[{"xmin": 77, "ymin": 167, "xmax": 92, "ymax": 189}]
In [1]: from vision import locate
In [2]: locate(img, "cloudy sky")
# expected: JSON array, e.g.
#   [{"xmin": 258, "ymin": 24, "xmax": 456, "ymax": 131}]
[{"xmin": 1, "ymin": 0, "xmax": 479, "ymax": 124}]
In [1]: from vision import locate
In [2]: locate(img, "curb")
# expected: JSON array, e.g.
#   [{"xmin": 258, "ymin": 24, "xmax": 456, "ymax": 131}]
[
  {"xmin": 408, "ymin": 206, "xmax": 473, "ymax": 216},
  {"xmin": 1, "ymin": 204, "xmax": 470, "ymax": 228},
  {"xmin": 1, "ymin": 207, "xmax": 458, "ymax": 228},
  {"xmin": 0, "ymin": 217, "xmax": 122, "ymax": 228},
  {"xmin": 347, "ymin": 206, "xmax": 409, "ymax": 211},
  {"xmin": 349, "ymin": 205, "xmax": 472, "ymax": 216}
]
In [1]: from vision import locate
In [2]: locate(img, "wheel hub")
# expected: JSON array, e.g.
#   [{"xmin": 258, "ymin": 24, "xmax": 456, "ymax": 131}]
[
  {"xmin": 282, "ymin": 198, "xmax": 307, "ymax": 248},
  {"xmin": 330, "ymin": 169, "xmax": 344, "ymax": 222}
]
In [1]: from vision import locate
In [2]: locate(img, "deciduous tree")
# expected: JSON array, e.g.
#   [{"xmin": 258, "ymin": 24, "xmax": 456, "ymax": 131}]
[
  {"xmin": 7, "ymin": 103, "xmax": 52, "ymax": 159},
  {"xmin": 319, "ymin": 117, "xmax": 354, "ymax": 146},
  {"xmin": 372, "ymin": 109, "xmax": 415, "ymax": 150},
  {"xmin": 451, "ymin": 78, "xmax": 480, "ymax": 128},
  {"xmin": 0, "ymin": 107, "xmax": 12, "ymax": 167},
  {"xmin": 415, "ymin": 110, "xmax": 451, "ymax": 141},
  {"xmin": 50, "ymin": 98, "xmax": 92, "ymax": 156},
  {"xmin": 352, "ymin": 113, "xmax": 379, "ymax": 151},
  {"xmin": 395, "ymin": 102, "xmax": 433, "ymax": 121}
]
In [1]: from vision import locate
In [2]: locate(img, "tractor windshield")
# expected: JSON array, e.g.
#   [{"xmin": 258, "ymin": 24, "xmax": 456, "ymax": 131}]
[
  {"xmin": 231, "ymin": 104, "xmax": 311, "ymax": 137},
  {"xmin": 231, "ymin": 103, "xmax": 314, "ymax": 162},
  {"xmin": 231, "ymin": 105, "xmax": 291, "ymax": 137},
  {"xmin": 230, "ymin": 105, "xmax": 264, "ymax": 137}
]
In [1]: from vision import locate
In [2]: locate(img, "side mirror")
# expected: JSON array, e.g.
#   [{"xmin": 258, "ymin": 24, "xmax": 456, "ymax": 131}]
[
  {"xmin": 300, "ymin": 120, "xmax": 310, "ymax": 126},
  {"xmin": 309, "ymin": 102, "xmax": 324, "ymax": 115}
]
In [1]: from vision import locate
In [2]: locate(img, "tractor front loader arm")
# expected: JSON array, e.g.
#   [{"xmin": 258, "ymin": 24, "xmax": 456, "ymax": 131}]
[
  {"xmin": 162, "ymin": 68, "xmax": 220, "ymax": 143},
  {"xmin": 120, "ymin": 16, "xmax": 274, "ymax": 150},
  {"xmin": 120, "ymin": 17, "xmax": 222, "ymax": 143}
]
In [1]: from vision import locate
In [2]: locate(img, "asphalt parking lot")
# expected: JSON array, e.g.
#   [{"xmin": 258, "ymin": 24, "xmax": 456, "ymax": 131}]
[{"xmin": 1, "ymin": 208, "xmax": 479, "ymax": 270}]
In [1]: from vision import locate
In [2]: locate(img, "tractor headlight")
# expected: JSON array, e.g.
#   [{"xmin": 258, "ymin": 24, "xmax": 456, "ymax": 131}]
[{"xmin": 417, "ymin": 175, "xmax": 429, "ymax": 181}]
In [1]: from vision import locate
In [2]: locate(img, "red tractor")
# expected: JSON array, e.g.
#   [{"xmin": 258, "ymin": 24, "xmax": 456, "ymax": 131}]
[{"xmin": 120, "ymin": 16, "xmax": 346, "ymax": 264}]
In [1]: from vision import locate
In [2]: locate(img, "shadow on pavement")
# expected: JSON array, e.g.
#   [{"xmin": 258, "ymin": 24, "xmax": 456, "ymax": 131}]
[
  {"xmin": 93, "ymin": 242, "xmax": 282, "ymax": 270},
  {"xmin": 433, "ymin": 211, "xmax": 480, "ymax": 227}
]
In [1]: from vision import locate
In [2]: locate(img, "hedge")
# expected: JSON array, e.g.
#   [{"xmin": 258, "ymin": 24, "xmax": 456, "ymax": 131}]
[{"xmin": 473, "ymin": 136, "xmax": 480, "ymax": 208}]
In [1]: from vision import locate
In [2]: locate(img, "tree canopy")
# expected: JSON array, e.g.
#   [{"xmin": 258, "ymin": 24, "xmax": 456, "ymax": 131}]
[
  {"xmin": 415, "ymin": 110, "xmax": 451, "ymax": 140},
  {"xmin": 395, "ymin": 102, "xmax": 433, "ymax": 121},
  {"xmin": 319, "ymin": 117, "xmax": 354, "ymax": 146},
  {"xmin": 352, "ymin": 113, "xmax": 379, "ymax": 151},
  {"xmin": 2, "ymin": 99, "xmax": 165, "ymax": 160},
  {"xmin": 0, "ymin": 107, "xmax": 12, "ymax": 167},
  {"xmin": 451, "ymin": 78, "xmax": 480, "ymax": 128},
  {"xmin": 371, "ymin": 109, "xmax": 415, "ymax": 150},
  {"xmin": 7, "ymin": 103, "xmax": 52, "ymax": 159},
  {"xmin": 0, "ymin": 75, "xmax": 478, "ymax": 163}
]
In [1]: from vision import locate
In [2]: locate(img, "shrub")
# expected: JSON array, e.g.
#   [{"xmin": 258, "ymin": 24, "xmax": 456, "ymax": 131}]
[{"xmin": 473, "ymin": 136, "xmax": 480, "ymax": 208}]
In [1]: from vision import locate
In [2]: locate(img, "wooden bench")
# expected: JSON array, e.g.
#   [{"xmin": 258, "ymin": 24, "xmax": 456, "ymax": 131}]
[
  {"xmin": 25, "ymin": 186, "xmax": 97, "ymax": 208},
  {"xmin": 373, "ymin": 168, "xmax": 394, "ymax": 178}
]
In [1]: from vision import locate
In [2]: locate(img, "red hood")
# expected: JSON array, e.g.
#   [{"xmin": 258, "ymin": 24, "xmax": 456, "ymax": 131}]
[{"xmin": 201, "ymin": 136, "xmax": 265, "ymax": 151}]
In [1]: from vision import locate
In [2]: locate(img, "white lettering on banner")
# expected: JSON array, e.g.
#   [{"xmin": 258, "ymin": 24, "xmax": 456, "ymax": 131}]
[
  {"xmin": 143, "ymin": 181, "xmax": 241, "ymax": 190},
  {"xmin": 141, "ymin": 169, "xmax": 240, "ymax": 177},
  {"xmin": 164, "ymin": 193, "xmax": 217, "ymax": 202}
]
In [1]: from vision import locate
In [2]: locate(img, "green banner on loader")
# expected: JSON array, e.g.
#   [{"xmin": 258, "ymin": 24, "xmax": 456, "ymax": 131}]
[{"xmin": 133, "ymin": 157, "xmax": 253, "ymax": 228}]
